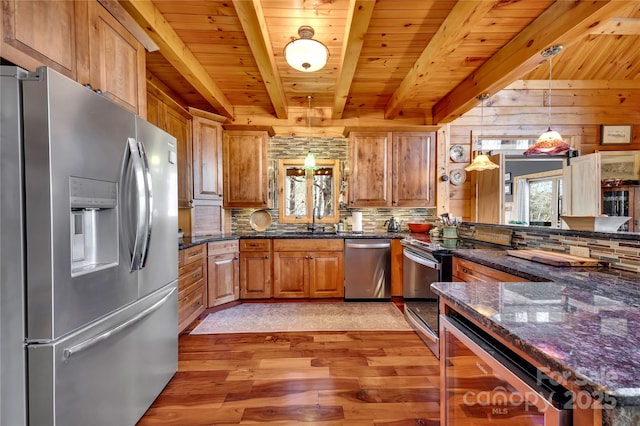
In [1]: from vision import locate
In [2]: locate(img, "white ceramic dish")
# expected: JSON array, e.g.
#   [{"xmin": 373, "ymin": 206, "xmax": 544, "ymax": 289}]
[
  {"xmin": 249, "ymin": 209, "xmax": 272, "ymax": 231},
  {"xmin": 449, "ymin": 144, "xmax": 465, "ymax": 162},
  {"xmin": 449, "ymin": 168, "xmax": 467, "ymax": 186}
]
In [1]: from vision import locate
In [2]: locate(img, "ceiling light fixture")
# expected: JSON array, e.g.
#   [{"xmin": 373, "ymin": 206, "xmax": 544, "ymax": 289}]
[
  {"xmin": 302, "ymin": 95, "xmax": 317, "ymax": 177},
  {"xmin": 524, "ymin": 45, "xmax": 573, "ymax": 156},
  {"xmin": 465, "ymin": 94, "xmax": 499, "ymax": 172},
  {"xmin": 284, "ymin": 26, "xmax": 329, "ymax": 72}
]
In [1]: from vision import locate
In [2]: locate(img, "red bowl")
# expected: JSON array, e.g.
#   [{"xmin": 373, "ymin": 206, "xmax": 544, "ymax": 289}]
[{"xmin": 407, "ymin": 223, "xmax": 432, "ymax": 233}]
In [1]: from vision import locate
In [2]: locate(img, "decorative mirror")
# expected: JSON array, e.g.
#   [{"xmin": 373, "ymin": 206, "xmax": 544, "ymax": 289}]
[{"xmin": 278, "ymin": 159, "xmax": 340, "ymax": 224}]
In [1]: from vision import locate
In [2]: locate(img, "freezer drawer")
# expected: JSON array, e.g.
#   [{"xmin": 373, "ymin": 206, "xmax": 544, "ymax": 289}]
[{"xmin": 28, "ymin": 282, "xmax": 178, "ymax": 426}]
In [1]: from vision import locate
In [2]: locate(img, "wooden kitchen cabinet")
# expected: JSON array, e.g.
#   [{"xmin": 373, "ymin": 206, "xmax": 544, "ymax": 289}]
[
  {"xmin": 147, "ymin": 83, "xmax": 193, "ymax": 208},
  {"xmin": 273, "ymin": 239, "xmax": 344, "ymax": 298},
  {"xmin": 348, "ymin": 131, "xmax": 436, "ymax": 207},
  {"xmin": 348, "ymin": 132, "xmax": 392, "ymax": 207},
  {"xmin": 239, "ymin": 239, "xmax": 272, "ymax": 299},
  {"xmin": 178, "ymin": 244, "xmax": 206, "ymax": 333},
  {"xmin": 77, "ymin": 0, "xmax": 146, "ymax": 117},
  {"xmin": 453, "ymin": 257, "xmax": 523, "ymax": 283},
  {"xmin": 1, "ymin": 0, "xmax": 78, "ymax": 79},
  {"xmin": 207, "ymin": 240, "xmax": 239, "ymax": 307},
  {"xmin": 223, "ymin": 130, "xmax": 271, "ymax": 208},
  {"xmin": 392, "ymin": 132, "xmax": 436, "ymax": 207},
  {"xmin": 189, "ymin": 108, "xmax": 225, "ymax": 200}
]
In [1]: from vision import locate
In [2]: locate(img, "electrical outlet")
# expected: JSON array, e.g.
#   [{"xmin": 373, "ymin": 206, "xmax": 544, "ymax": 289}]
[{"xmin": 570, "ymin": 246, "xmax": 590, "ymax": 258}]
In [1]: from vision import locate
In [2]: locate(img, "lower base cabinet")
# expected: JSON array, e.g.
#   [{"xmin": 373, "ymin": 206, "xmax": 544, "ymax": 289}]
[
  {"xmin": 453, "ymin": 257, "xmax": 523, "ymax": 282},
  {"xmin": 178, "ymin": 244, "xmax": 206, "ymax": 333},
  {"xmin": 207, "ymin": 240, "xmax": 239, "ymax": 307},
  {"xmin": 273, "ymin": 239, "xmax": 344, "ymax": 298},
  {"xmin": 239, "ymin": 239, "xmax": 272, "ymax": 299}
]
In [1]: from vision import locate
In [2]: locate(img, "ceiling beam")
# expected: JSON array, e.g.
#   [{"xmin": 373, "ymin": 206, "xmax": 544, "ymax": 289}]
[
  {"xmin": 233, "ymin": 0, "xmax": 288, "ymax": 119},
  {"xmin": 384, "ymin": 0, "xmax": 495, "ymax": 119},
  {"xmin": 332, "ymin": 0, "xmax": 375, "ymax": 120},
  {"xmin": 433, "ymin": 0, "xmax": 632, "ymax": 125},
  {"xmin": 118, "ymin": 0, "xmax": 234, "ymax": 118}
]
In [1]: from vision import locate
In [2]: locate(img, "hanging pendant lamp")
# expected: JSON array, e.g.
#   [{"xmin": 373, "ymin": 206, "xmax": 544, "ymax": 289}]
[
  {"xmin": 524, "ymin": 45, "xmax": 573, "ymax": 156},
  {"xmin": 465, "ymin": 94, "xmax": 499, "ymax": 172},
  {"xmin": 301, "ymin": 95, "xmax": 317, "ymax": 177}
]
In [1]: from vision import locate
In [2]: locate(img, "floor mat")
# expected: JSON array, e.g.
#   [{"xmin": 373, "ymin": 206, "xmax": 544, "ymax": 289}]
[{"xmin": 190, "ymin": 302, "xmax": 412, "ymax": 334}]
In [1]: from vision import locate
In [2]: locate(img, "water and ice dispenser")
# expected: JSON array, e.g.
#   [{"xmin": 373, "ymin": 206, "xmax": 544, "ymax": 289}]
[{"xmin": 69, "ymin": 176, "xmax": 118, "ymax": 276}]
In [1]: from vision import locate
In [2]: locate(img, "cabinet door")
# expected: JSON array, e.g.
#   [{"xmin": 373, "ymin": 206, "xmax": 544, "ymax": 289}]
[
  {"xmin": 392, "ymin": 132, "xmax": 436, "ymax": 207},
  {"xmin": 564, "ymin": 153, "xmax": 600, "ymax": 216},
  {"xmin": 82, "ymin": 1, "xmax": 146, "ymax": 116},
  {"xmin": 1, "ymin": 0, "xmax": 77, "ymax": 78},
  {"xmin": 223, "ymin": 131, "xmax": 270, "ymax": 208},
  {"xmin": 192, "ymin": 114, "xmax": 223, "ymax": 200},
  {"xmin": 475, "ymin": 153, "xmax": 504, "ymax": 224},
  {"xmin": 146, "ymin": 90, "xmax": 163, "ymax": 127},
  {"xmin": 207, "ymin": 252, "xmax": 239, "ymax": 307},
  {"xmin": 164, "ymin": 105, "xmax": 193, "ymax": 208},
  {"xmin": 309, "ymin": 251, "xmax": 344, "ymax": 298},
  {"xmin": 348, "ymin": 132, "xmax": 392, "ymax": 207},
  {"xmin": 239, "ymin": 252, "xmax": 272, "ymax": 299},
  {"xmin": 273, "ymin": 251, "xmax": 308, "ymax": 298},
  {"xmin": 452, "ymin": 257, "xmax": 522, "ymax": 283}
]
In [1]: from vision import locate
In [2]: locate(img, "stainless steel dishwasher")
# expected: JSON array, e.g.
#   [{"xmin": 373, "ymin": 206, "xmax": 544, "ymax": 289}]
[{"xmin": 344, "ymin": 239, "xmax": 391, "ymax": 300}]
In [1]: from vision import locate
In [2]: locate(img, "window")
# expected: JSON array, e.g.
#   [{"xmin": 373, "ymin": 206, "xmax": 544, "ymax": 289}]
[{"xmin": 278, "ymin": 159, "xmax": 340, "ymax": 224}]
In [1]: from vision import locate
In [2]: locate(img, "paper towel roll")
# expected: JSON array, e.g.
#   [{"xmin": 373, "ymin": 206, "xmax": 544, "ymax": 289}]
[{"xmin": 352, "ymin": 212, "xmax": 363, "ymax": 233}]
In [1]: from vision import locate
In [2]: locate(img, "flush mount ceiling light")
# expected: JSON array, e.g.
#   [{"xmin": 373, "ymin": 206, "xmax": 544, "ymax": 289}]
[
  {"xmin": 524, "ymin": 45, "xmax": 573, "ymax": 156},
  {"xmin": 284, "ymin": 26, "xmax": 329, "ymax": 72},
  {"xmin": 465, "ymin": 94, "xmax": 499, "ymax": 172}
]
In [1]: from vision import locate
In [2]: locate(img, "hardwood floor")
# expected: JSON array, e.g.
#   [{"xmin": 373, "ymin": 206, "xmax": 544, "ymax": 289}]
[{"xmin": 138, "ymin": 308, "xmax": 441, "ymax": 425}]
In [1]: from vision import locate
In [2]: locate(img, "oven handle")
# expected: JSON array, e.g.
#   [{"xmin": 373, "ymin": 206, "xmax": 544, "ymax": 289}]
[{"xmin": 404, "ymin": 249, "xmax": 440, "ymax": 269}]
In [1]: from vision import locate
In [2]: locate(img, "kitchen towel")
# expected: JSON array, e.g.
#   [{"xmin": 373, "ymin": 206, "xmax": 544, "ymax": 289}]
[{"xmin": 352, "ymin": 211, "xmax": 363, "ymax": 232}]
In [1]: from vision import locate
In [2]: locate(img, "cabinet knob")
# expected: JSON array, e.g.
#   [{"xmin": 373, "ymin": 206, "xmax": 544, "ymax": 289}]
[
  {"xmin": 309, "ymin": 256, "xmax": 313, "ymax": 259},
  {"xmin": 462, "ymin": 268, "xmax": 469, "ymax": 274},
  {"xmin": 265, "ymin": 255, "xmax": 269, "ymax": 259}
]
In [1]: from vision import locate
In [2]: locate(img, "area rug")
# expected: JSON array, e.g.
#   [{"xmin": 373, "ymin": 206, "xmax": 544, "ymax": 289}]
[{"xmin": 190, "ymin": 302, "xmax": 412, "ymax": 334}]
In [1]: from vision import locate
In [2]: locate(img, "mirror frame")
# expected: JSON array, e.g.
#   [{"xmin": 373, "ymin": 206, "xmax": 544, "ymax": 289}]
[{"xmin": 277, "ymin": 158, "xmax": 341, "ymax": 224}]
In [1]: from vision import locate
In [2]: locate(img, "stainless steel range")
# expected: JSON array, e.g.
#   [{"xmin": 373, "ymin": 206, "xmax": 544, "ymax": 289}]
[{"xmin": 401, "ymin": 236, "xmax": 453, "ymax": 358}]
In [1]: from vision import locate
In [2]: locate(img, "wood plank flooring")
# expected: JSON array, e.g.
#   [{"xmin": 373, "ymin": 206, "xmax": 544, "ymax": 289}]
[{"xmin": 137, "ymin": 311, "xmax": 441, "ymax": 425}]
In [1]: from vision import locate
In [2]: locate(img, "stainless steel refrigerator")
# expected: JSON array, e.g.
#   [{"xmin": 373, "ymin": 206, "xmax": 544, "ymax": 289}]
[{"xmin": 1, "ymin": 66, "xmax": 179, "ymax": 425}]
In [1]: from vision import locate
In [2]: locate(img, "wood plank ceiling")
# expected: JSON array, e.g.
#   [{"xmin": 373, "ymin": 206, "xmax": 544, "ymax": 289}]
[{"xmin": 124, "ymin": 0, "xmax": 640, "ymax": 132}]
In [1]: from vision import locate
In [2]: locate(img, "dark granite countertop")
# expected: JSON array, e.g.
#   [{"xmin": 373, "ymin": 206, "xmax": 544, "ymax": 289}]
[
  {"xmin": 434, "ymin": 249, "xmax": 640, "ymax": 406},
  {"xmin": 179, "ymin": 231, "xmax": 405, "ymax": 250}
]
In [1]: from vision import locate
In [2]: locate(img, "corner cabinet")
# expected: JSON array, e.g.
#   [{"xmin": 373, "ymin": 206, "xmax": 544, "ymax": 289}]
[
  {"xmin": 222, "ymin": 130, "xmax": 271, "ymax": 208},
  {"xmin": 273, "ymin": 239, "xmax": 344, "ymax": 298},
  {"xmin": 348, "ymin": 131, "xmax": 436, "ymax": 207}
]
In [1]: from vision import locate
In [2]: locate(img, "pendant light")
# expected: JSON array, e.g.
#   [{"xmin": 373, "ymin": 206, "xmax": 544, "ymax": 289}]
[
  {"xmin": 284, "ymin": 26, "xmax": 329, "ymax": 72},
  {"xmin": 302, "ymin": 95, "xmax": 317, "ymax": 177},
  {"xmin": 465, "ymin": 94, "xmax": 499, "ymax": 172},
  {"xmin": 524, "ymin": 45, "xmax": 573, "ymax": 156}
]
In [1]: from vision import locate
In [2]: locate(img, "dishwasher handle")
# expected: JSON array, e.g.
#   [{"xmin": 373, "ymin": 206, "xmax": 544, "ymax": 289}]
[{"xmin": 346, "ymin": 242, "xmax": 391, "ymax": 249}]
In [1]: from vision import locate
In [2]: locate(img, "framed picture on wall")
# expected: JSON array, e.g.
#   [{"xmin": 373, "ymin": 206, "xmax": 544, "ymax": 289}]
[
  {"xmin": 601, "ymin": 125, "xmax": 633, "ymax": 145},
  {"xmin": 504, "ymin": 183, "xmax": 512, "ymax": 195}
]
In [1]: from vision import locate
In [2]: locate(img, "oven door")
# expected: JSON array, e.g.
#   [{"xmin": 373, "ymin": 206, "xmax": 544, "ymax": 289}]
[{"xmin": 440, "ymin": 315, "xmax": 573, "ymax": 425}]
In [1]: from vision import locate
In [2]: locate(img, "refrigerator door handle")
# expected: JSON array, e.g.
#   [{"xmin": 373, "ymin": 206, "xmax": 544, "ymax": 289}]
[
  {"xmin": 137, "ymin": 140, "xmax": 153, "ymax": 268},
  {"xmin": 126, "ymin": 137, "xmax": 147, "ymax": 271},
  {"xmin": 62, "ymin": 286, "xmax": 177, "ymax": 360}
]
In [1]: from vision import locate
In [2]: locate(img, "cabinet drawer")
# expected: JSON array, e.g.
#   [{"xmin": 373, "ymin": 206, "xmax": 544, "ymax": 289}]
[
  {"xmin": 273, "ymin": 239, "xmax": 343, "ymax": 252},
  {"xmin": 240, "ymin": 239, "xmax": 272, "ymax": 252},
  {"xmin": 208, "ymin": 239, "xmax": 239, "ymax": 256},
  {"xmin": 178, "ymin": 285, "xmax": 205, "ymax": 330},
  {"xmin": 179, "ymin": 261, "xmax": 204, "ymax": 290},
  {"xmin": 453, "ymin": 257, "xmax": 523, "ymax": 283},
  {"xmin": 179, "ymin": 244, "xmax": 206, "ymax": 267}
]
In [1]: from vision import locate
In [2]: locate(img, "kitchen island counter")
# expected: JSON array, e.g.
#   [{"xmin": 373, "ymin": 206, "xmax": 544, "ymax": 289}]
[{"xmin": 433, "ymin": 249, "xmax": 640, "ymax": 423}]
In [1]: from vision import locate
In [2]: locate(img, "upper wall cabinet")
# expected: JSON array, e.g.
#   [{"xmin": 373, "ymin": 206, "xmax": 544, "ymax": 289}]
[
  {"xmin": 1, "ymin": 0, "xmax": 78, "ymax": 78},
  {"xmin": 147, "ymin": 83, "xmax": 193, "ymax": 208},
  {"xmin": 1, "ymin": 0, "xmax": 146, "ymax": 117},
  {"xmin": 76, "ymin": 1, "xmax": 146, "ymax": 117},
  {"xmin": 348, "ymin": 131, "xmax": 436, "ymax": 207},
  {"xmin": 223, "ymin": 130, "xmax": 271, "ymax": 208},
  {"xmin": 189, "ymin": 108, "xmax": 226, "ymax": 201}
]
